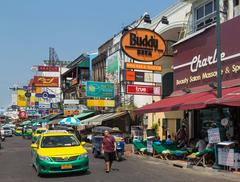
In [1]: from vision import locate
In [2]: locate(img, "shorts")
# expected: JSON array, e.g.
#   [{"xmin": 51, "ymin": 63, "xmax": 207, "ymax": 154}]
[{"xmin": 104, "ymin": 152, "xmax": 115, "ymax": 162}]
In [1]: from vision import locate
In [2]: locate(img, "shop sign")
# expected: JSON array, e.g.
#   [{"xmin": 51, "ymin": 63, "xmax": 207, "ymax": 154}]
[
  {"xmin": 17, "ymin": 90, "xmax": 27, "ymax": 107},
  {"xmin": 207, "ymin": 128, "xmax": 221, "ymax": 144},
  {"xmin": 64, "ymin": 104, "xmax": 81, "ymax": 116},
  {"xmin": 218, "ymin": 148, "xmax": 235, "ymax": 167},
  {"xmin": 126, "ymin": 62, "xmax": 162, "ymax": 71},
  {"xmin": 35, "ymin": 91, "xmax": 56, "ymax": 99},
  {"xmin": 173, "ymin": 16, "xmax": 240, "ymax": 90},
  {"xmin": 38, "ymin": 66, "xmax": 59, "ymax": 72},
  {"xmin": 19, "ymin": 111, "xmax": 27, "ymax": 119},
  {"xmin": 33, "ymin": 76, "xmax": 59, "ymax": 87},
  {"xmin": 126, "ymin": 84, "xmax": 161, "ymax": 95},
  {"xmin": 86, "ymin": 81, "xmax": 114, "ymax": 98},
  {"xmin": 87, "ymin": 99, "xmax": 115, "ymax": 107},
  {"xmin": 125, "ymin": 71, "xmax": 162, "ymax": 83},
  {"xmin": 64, "ymin": 99, "xmax": 79, "ymax": 105},
  {"xmin": 121, "ymin": 28, "xmax": 166, "ymax": 62}
]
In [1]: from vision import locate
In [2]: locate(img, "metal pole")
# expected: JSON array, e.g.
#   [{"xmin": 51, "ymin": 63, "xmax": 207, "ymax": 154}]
[
  {"xmin": 216, "ymin": 0, "xmax": 222, "ymax": 99},
  {"xmin": 213, "ymin": 0, "xmax": 223, "ymax": 169}
]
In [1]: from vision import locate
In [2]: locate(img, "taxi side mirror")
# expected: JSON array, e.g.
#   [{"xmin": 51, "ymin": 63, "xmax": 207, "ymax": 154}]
[
  {"xmin": 31, "ymin": 143, "xmax": 38, "ymax": 149},
  {"xmin": 81, "ymin": 141, "xmax": 86, "ymax": 146}
]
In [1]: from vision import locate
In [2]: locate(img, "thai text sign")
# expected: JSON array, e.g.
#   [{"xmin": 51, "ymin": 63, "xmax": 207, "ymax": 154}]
[
  {"xmin": 64, "ymin": 104, "xmax": 81, "ymax": 116},
  {"xmin": 218, "ymin": 148, "xmax": 235, "ymax": 167},
  {"xmin": 86, "ymin": 81, "xmax": 114, "ymax": 98},
  {"xmin": 173, "ymin": 16, "xmax": 240, "ymax": 90},
  {"xmin": 121, "ymin": 28, "xmax": 166, "ymax": 62},
  {"xmin": 38, "ymin": 66, "xmax": 59, "ymax": 72},
  {"xmin": 126, "ymin": 84, "xmax": 161, "ymax": 95},
  {"xmin": 207, "ymin": 128, "xmax": 221, "ymax": 144},
  {"xmin": 87, "ymin": 100, "xmax": 115, "ymax": 107},
  {"xmin": 126, "ymin": 62, "xmax": 162, "ymax": 71},
  {"xmin": 33, "ymin": 76, "xmax": 59, "ymax": 87}
]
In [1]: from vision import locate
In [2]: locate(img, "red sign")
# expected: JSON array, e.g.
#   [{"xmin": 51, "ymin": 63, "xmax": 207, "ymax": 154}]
[
  {"xmin": 38, "ymin": 66, "xmax": 59, "ymax": 72},
  {"xmin": 33, "ymin": 76, "xmax": 59, "ymax": 87},
  {"xmin": 19, "ymin": 111, "xmax": 27, "ymax": 119},
  {"xmin": 173, "ymin": 16, "xmax": 240, "ymax": 91},
  {"xmin": 126, "ymin": 84, "xmax": 161, "ymax": 95}
]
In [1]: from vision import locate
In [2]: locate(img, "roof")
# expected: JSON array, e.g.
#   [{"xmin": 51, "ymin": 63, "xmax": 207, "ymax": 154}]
[{"xmin": 42, "ymin": 131, "xmax": 71, "ymax": 137}]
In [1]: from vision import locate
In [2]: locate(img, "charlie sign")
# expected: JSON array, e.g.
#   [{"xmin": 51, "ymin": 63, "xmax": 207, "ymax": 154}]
[
  {"xmin": 121, "ymin": 28, "xmax": 166, "ymax": 62},
  {"xmin": 173, "ymin": 16, "xmax": 240, "ymax": 91}
]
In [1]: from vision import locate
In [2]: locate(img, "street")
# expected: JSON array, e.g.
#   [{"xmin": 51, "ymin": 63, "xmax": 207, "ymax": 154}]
[{"xmin": 0, "ymin": 136, "xmax": 238, "ymax": 182}]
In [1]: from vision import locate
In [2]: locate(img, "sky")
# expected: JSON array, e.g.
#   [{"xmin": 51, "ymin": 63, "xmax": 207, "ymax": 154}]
[{"xmin": 0, "ymin": 0, "xmax": 177, "ymax": 108}]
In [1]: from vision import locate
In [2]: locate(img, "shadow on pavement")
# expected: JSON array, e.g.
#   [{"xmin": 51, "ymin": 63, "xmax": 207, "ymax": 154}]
[{"xmin": 39, "ymin": 171, "xmax": 91, "ymax": 178}]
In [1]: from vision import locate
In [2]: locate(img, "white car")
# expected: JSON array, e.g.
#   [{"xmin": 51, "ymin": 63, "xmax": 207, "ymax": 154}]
[{"xmin": 1, "ymin": 126, "xmax": 13, "ymax": 137}]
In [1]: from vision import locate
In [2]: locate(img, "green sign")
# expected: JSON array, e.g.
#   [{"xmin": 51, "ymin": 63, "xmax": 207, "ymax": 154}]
[{"xmin": 86, "ymin": 81, "xmax": 114, "ymax": 98}]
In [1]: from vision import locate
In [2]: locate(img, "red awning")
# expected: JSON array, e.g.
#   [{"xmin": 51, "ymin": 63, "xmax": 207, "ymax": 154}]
[{"xmin": 136, "ymin": 86, "xmax": 240, "ymax": 114}]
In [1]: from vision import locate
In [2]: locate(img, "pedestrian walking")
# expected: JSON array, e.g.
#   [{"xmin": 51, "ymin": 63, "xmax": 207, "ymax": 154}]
[{"xmin": 102, "ymin": 130, "xmax": 116, "ymax": 173}]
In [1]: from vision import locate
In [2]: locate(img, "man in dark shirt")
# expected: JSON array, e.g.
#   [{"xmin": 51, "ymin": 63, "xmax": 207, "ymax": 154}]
[{"xmin": 102, "ymin": 130, "xmax": 116, "ymax": 173}]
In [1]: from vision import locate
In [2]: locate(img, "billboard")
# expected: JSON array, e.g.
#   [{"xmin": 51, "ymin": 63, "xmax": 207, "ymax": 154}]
[
  {"xmin": 106, "ymin": 51, "xmax": 120, "ymax": 83},
  {"xmin": 87, "ymin": 100, "xmax": 115, "ymax": 107},
  {"xmin": 126, "ymin": 84, "xmax": 161, "ymax": 95},
  {"xmin": 86, "ymin": 81, "xmax": 114, "ymax": 98},
  {"xmin": 17, "ymin": 90, "xmax": 27, "ymax": 107},
  {"xmin": 38, "ymin": 66, "xmax": 59, "ymax": 72},
  {"xmin": 33, "ymin": 76, "xmax": 59, "ymax": 87}
]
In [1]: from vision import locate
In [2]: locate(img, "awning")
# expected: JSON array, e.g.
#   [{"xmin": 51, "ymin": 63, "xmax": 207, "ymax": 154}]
[
  {"xmin": 80, "ymin": 112, "xmax": 127, "ymax": 126},
  {"xmin": 74, "ymin": 112, "xmax": 95, "ymax": 120},
  {"xmin": 136, "ymin": 86, "xmax": 240, "ymax": 113}
]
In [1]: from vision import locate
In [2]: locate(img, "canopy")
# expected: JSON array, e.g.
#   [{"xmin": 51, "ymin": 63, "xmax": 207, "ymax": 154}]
[
  {"xmin": 74, "ymin": 112, "xmax": 95, "ymax": 120},
  {"xmin": 136, "ymin": 86, "xmax": 240, "ymax": 113},
  {"xmin": 80, "ymin": 112, "xmax": 127, "ymax": 126},
  {"xmin": 20, "ymin": 120, "xmax": 32, "ymax": 126}
]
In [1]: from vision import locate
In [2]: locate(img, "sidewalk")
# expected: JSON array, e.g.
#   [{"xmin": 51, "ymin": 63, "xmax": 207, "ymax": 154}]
[{"xmin": 130, "ymin": 152, "xmax": 240, "ymax": 181}]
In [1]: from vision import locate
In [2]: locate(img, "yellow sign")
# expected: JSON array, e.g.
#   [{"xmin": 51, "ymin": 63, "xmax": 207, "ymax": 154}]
[
  {"xmin": 87, "ymin": 100, "xmax": 115, "ymax": 107},
  {"xmin": 126, "ymin": 62, "xmax": 162, "ymax": 71},
  {"xmin": 17, "ymin": 90, "xmax": 27, "ymax": 107}
]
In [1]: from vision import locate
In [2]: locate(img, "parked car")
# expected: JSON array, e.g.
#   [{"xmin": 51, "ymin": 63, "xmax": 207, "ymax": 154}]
[{"xmin": 1, "ymin": 126, "xmax": 13, "ymax": 137}]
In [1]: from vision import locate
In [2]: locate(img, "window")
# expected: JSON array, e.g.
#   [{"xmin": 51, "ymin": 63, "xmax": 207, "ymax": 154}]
[
  {"xmin": 234, "ymin": 0, "xmax": 239, "ymax": 6},
  {"xmin": 194, "ymin": 0, "xmax": 216, "ymax": 31}
]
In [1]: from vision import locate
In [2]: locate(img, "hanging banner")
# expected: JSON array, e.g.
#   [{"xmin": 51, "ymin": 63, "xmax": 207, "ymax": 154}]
[
  {"xmin": 87, "ymin": 100, "xmax": 115, "ymax": 107},
  {"xmin": 126, "ymin": 84, "xmax": 161, "ymax": 95},
  {"xmin": 33, "ymin": 76, "xmax": 59, "ymax": 87},
  {"xmin": 86, "ymin": 81, "xmax": 114, "ymax": 98},
  {"xmin": 121, "ymin": 28, "xmax": 166, "ymax": 62},
  {"xmin": 17, "ymin": 90, "xmax": 27, "ymax": 107}
]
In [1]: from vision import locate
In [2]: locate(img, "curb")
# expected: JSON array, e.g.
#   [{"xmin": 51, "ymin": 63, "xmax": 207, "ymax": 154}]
[{"xmin": 131, "ymin": 154, "xmax": 240, "ymax": 181}]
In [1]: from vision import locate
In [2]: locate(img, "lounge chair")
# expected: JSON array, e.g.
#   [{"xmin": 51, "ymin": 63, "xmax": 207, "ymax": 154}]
[
  {"xmin": 132, "ymin": 140, "xmax": 147, "ymax": 155},
  {"xmin": 187, "ymin": 148, "xmax": 214, "ymax": 167}
]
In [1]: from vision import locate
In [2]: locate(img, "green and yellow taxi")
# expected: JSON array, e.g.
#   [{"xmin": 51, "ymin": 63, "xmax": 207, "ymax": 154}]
[
  {"xmin": 32, "ymin": 128, "xmax": 47, "ymax": 143},
  {"xmin": 31, "ymin": 130, "xmax": 89, "ymax": 176},
  {"xmin": 15, "ymin": 127, "xmax": 23, "ymax": 136},
  {"xmin": 23, "ymin": 127, "xmax": 33, "ymax": 138}
]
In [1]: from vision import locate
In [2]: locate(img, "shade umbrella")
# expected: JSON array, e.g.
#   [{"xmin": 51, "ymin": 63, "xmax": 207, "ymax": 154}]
[{"xmin": 58, "ymin": 117, "xmax": 81, "ymax": 126}]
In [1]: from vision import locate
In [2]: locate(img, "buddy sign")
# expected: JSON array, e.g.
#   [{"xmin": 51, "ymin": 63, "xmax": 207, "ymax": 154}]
[{"xmin": 121, "ymin": 28, "xmax": 166, "ymax": 62}]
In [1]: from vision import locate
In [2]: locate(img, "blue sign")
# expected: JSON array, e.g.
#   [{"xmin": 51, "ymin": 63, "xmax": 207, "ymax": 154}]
[{"xmin": 35, "ymin": 92, "xmax": 56, "ymax": 99}]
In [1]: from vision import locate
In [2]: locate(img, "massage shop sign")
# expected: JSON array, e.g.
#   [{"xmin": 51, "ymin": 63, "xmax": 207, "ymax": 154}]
[{"xmin": 173, "ymin": 16, "xmax": 240, "ymax": 91}]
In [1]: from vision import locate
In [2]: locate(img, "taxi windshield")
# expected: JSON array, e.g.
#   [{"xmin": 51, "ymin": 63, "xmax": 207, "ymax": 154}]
[
  {"xmin": 41, "ymin": 135, "xmax": 80, "ymax": 148},
  {"xmin": 36, "ymin": 130, "xmax": 46, "ymax": 134}
]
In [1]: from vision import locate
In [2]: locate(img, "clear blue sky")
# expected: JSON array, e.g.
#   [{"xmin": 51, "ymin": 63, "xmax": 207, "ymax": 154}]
[{"xmin": 0, "ymin": 0, "xmax": 177, "ymax": 108}]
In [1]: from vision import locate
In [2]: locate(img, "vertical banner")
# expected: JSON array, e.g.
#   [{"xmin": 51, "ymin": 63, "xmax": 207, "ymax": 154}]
[{"xmin": 17, "ymin": 90, "xmax": 27, "ymax": 107}]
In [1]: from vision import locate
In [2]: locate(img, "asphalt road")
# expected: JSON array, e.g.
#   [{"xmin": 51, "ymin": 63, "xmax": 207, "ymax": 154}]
[{"xmin": 0, "ymin": 136, "xmax": 238, "ymax": 182}]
